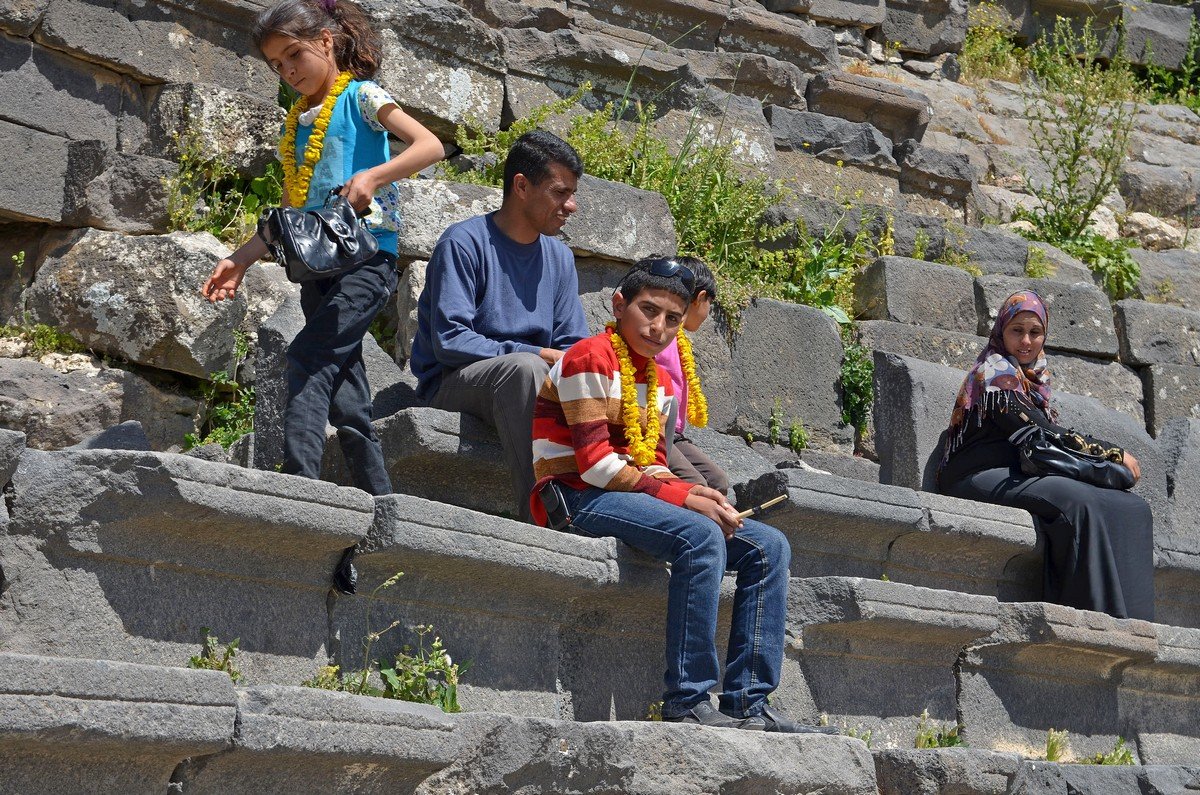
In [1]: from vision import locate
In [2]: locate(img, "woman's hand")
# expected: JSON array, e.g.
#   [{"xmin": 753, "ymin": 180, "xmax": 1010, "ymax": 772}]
[
  {"xmin": 340, "ymin": 171, "xmax": 379, "ymax": 213},
  {"xmin": 1123, "ymin": 451, "xmax": 1141, "ymax": 483},
  {"xmin": 684, "ymin": 484, "xmax": 741, "ymax": 539},
  {"xmin": 202, "ymin": 258, "xmax": 249, "ymax": 303}
]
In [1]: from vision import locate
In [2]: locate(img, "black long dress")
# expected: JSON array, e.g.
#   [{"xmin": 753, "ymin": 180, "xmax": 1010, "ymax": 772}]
[{"xmin": 938, "ymin": 389, "xmax": 1155, "ymax": 621}]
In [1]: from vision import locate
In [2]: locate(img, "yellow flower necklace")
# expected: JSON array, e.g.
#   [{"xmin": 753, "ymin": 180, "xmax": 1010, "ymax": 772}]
[
  {"xmin": 280, "ymin": 70, "xmax": 353, "ymax": 207},
  {"xmin": 607, "ymin": 324, "xmax": 661, "ymax": 467},
  {"xmin": 675, "ymin": 330, "xmax": 708, "ymax": 428}
]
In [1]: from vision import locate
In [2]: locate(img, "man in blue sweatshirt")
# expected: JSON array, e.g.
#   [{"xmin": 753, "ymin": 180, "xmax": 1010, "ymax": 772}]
[{"xmin": 409, "ymin": 131, "xmax": 591, "ymax": 522}]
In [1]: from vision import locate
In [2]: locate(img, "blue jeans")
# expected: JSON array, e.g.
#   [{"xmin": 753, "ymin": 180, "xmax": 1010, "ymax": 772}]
[
  {"xmin": 282, "ymin": 251, "xmax": 397, "ymax": 496},
  {"xmin": 559, "ymin": 487, "xmax": 791, "ymax": 718}
]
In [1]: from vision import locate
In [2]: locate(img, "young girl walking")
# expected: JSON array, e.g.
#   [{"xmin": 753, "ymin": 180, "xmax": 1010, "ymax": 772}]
[{"xmin": 203, "ymin": 0, "xmax": 443, "ymax": 588}]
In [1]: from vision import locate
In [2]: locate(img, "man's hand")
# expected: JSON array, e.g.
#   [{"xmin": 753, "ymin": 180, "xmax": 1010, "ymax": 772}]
[
  {"xmin": 203, "ymin": 258, "xmax": 249, "ymax": 303},
  {"xmin": 1123, "ymin": 451, "xmax": 1141, "ymax": 483},
  {"xmin": 539, "ymin": 348, "xmax": 565, "ymax": 366},
  {"xmin": 685, "ymin": 484, "xmax": 741, "ymax": 539}
]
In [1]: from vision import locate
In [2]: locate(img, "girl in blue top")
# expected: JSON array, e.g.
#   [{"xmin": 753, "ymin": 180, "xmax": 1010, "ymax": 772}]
[{"xmin": 203, "ymin": 0, "xmax": 443, "ymax": 587}]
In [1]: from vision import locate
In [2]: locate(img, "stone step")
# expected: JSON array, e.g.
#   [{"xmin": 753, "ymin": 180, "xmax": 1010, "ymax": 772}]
[{"xmin": 0, "ymin": 652, "xmax": 880, "ymax": 795}]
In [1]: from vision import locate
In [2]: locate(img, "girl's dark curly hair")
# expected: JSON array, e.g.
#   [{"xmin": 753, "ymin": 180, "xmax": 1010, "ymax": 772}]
[{"xmin": 253, "ymin": 0, "xmax": 381, "ymax": 80}]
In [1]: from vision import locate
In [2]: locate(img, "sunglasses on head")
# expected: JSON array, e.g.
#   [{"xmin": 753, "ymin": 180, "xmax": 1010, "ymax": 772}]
[{"xmin": 631, "ymin": 258, "xmax": 696, "ymax": 292}]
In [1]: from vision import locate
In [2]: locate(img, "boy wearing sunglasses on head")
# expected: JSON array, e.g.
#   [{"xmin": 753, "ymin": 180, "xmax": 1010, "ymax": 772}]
[{"xmin": 529, "ymin": 257, "xmax": 836, "ymax": 734}]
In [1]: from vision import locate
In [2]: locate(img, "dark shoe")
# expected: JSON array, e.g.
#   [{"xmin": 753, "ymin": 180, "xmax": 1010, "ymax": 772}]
[
  {"xmin": 731, "ymin": 705, "xmax": 840, "ymax": 734},
  {"xmin": 333, "ymin": 546, "xmax": 358, "ymax": 595},
  {"xmin": 663, "ymin": 701, "xmax": 740, "ymax": 728}
]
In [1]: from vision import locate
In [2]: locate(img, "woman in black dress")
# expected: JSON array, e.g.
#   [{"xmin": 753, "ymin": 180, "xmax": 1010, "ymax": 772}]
[{"xmin": 937, "ymin": 290, "xmax": 1154, "ymax": 621}]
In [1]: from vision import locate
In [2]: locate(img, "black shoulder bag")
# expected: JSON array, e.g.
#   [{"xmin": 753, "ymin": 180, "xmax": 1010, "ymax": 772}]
[
  {"xmin": 257, "ymin": 187, "xmax": 378, "ymax": 283},
  {"xmin": 1008, "ymin": 421, "xmax": 1134, "ymax": 491}
]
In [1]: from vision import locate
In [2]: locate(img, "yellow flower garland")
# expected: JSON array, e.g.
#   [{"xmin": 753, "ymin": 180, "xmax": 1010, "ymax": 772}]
[
  {"xmin": 280, "ymin": 71, "xmax": 354, "ymax": 207},
  {"xmin": 675, "ymin": 330, "xmax": 708, "ymax": 428},
  {"xmin": 607, "ymin": 325, "xmax": 661, "ymax": 467}
]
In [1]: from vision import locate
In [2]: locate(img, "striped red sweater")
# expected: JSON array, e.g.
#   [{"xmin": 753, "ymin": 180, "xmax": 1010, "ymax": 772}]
[{"xmin": 529, "ymin": 329, "xmax": 693, "ymax": 526}]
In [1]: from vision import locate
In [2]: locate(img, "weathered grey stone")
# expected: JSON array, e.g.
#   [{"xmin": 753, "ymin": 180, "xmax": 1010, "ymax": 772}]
[
  {"xmin": 973, "ymin": 183, "xmax": 1040, "ymax": 224},
  {"xmin": 322, "ymin": 406, "xmax": 512, "ymax": 517},
  {"xmin": 1155, "ymin": 418, "xmax": 1200, "ymax": 629},
  {"xmin": 0, "ymin": 0, "xmax": 49, "ymax": 36},
  {"xmin": 32, "ymin": 0, "xmax": 275, "ymax": 95},
  {"xmin": 783, "ymin": 577, "xmax": 999, "ymax": 748},
  {"xmin": 807, "ymin": 72, "xmax": 933, "ymax": 143},
  {"xmin": 1113, "ymin": 1, "xmax": 1197, "ymax": 70},
  {"xmin": 893, "ymin": 209, "xmax": 947, "ymax": 260},
  {"xmin": 1, "ymin": 449, "xmax": 374, "ymax": 683},
  {"xmin": 874, "ymin": 748, "xmax": 1022, "ymax": 795},
  {"xmin": 396, "ymin": 260, "xmax": 428, "ymax": 364},
  {"xmin": 187, "ymin": 441, "xmax": 228, "ymax": 462},
  {"xmin": 0, "ymin": 120, "xmax": 76, "ymax": 224},
  {"xmin": 452, "ymin": 0, "xmax": 570, "ymax": 32},
  {"xmin": 957, "ymin": 601, "xmax": 1157, "ymax": 759},
  {"xmin": 1134, "ymin": 248, "xmax": 1200, "ymax": 311},
  {"xmin": 872, "ymin": 352, "xmax": 956, "ymax": 491},
  {"xmin": 1144, "ymin": 364, "xmax": 1200, "ymax": 436},
  {"xmin": 974, "ymin": 274, "xmax": 1119, "ymax": 359},
  {"xmin": 0, "ymin": 427, "xmax": 23, "ymax": 487},
  {"xmin": 1115, "ymin": 299, "xmax": 1200, "ymax": 367},
  {"xmin": 421, "ymin": 713, "xmax": 880, "ymax": 794},
  {"xmin": 0, "ymin": 33, "xmax": 144, "ymax": 150},
  {"xmin": 797, "ymin": 448, "xmax": 882, "ymax": 481},
  {"xmin": 565, "ymin": 0, "xmax": 730, "ymax": 50},
  {"xmin": 1027, "ymin": 241, "xmax": 1095, "ymax": 284},
  {"xmin": 731, "ymin": 299, "xmax": 850, "ymax": 451},
  {"xmin": 145, "ymin": 81, "xmax": 285, "ymax": 174},
  {"xmin": 0, "ymin": 652, "xmax": 237, "ymax": 795},
  {"xmin": 562, "ymin": 175, "xmax": 677, "ymax": 263},
  {"xmin": 680, "ymin": 424, "xmax": 775, "ymax": 500},
  {"xmin": 858, "ymin": 319, "xmax": 986, "ymax": 370},
  {"xmin": 393, "ymin": 179, "xmax": 502, "ymax": 261},
  {"xmin": 767, "ymin": 105, "xmax": 898, "ymax": 172},
  {"xmin": 718, "ymin": 4, "xmax": 840, "ymax": 73},
  {"xmin": 1119, "ymin": 161, "xmax": 1200, "ymax": 219},
  {"xmin": 687, "ymin": 51, "xmax": 809, "ymax": 110},
  {"xmin": 227, "ymin": 431, "xmax": 254, "ymax": 468},
  {"xmin": 1119, "ymin": 624, "xmax": 1200, "ymax": 766},
  {"xmin": 373, "ymin": 0, "xmax": 506, "ymax": 138},
  {"xmin": 0, "ymin": 356, "xmax": 198, "ymax": 451},
  {"xmin": 66, "ymin": 419, "xmax": 151, "ymax": 452},
  {"xmin": 650, "ymin": 86, "xmax": 778, "ymax": 169},
  {"xmin": 854, "ymin": 256, "xmax": 977, "ymax": 333},
  {"xmin": 942, "ymin": 223, "xmax": 1028, "ymax": 277},
  {"xmin": 896, "ymin": 139, "xmax": 974, "ymax": 205},
  {"xmin": 25, "ymin": 229, "xmax": 272, "ymax": 378},
  {"xmin": 881, "ymin": 0, "xmax": 969, "ymax": 57},
  {"xmin": 1046, "ymin": 352, "xmax": 1145, "ymax": 426},
  {"xmin": 763, "ymin": 0, "xmax": 886, "ymax": 26},
  {"xmin": 176, "ymin": 685, "xmax": 458, "ymax": 792},
  {"xmin": 1133, "ymin": 103, "xmax": 1200, "ymax": 148}
]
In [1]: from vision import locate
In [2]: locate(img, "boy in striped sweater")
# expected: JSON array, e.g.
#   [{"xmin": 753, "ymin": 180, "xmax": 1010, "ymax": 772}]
[{"xmin": 530, "ymin": 258, "xmax": 835, "ymax": 734}]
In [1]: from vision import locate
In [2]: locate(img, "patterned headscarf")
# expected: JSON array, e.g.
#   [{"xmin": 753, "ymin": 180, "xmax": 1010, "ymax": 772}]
[{"xmin": 942, "ymin": 291, "xmax": 1055, "ymax": 466}]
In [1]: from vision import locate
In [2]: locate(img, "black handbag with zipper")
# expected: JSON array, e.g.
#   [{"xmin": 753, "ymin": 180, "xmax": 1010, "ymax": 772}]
[
  {"xmin": 257, "ymin": 187, "xmax": 378, "ymax": 283},
  {"xmin": 1008, "ymin": 422, "xmax": 1135, "ymax": 490}
]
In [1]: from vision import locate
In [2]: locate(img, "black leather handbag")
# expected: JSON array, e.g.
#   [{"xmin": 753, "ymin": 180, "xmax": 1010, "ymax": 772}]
[
  {"xmin": 257, "ymin": 187, "xmax": 378, "ymax": 283},
  {"xmin": 1008, "ymin": 424, "xmax": 1135, "ymax": 490}
]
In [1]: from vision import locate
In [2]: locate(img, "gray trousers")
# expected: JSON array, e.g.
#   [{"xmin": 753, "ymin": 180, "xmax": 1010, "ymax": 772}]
[
  {"xmin": 429, "ymin": 352, "xmax": 550, "ymax": 523},
  {"xmin": 667, "ymin": 434, "xmax": 730, "ymax": 495}
]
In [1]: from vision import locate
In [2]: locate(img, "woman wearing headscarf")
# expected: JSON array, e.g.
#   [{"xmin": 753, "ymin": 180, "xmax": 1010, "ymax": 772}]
[{"xmin": 937, "ymin": 291, "xmax": 1154, "ymax": 621}]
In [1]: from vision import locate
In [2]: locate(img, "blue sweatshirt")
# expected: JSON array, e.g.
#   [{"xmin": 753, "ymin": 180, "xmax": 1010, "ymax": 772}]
[{"xmin": 410, "ymin": 213, "xmax": 590, "ymax": 400}]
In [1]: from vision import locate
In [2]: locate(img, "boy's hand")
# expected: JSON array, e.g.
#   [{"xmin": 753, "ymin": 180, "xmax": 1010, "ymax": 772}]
[
  {"xmin": 203, "ymin": 258, "xmax": 248, "ymax": 303},
  {"xmin": 685, "ymin": 485, "xmax": 742, "ymax": 539}
]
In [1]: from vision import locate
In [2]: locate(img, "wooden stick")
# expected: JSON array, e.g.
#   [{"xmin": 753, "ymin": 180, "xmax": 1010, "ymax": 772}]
[{"xmin": 736, "ymin": 493, "xmax": 789, "ymax": 519}]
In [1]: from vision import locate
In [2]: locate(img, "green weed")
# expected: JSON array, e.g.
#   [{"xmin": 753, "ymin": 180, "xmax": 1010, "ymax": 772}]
[
  {"xmin": 185, "ymin": 330, "xmax": 254, "ymax": 450},
  {"xmin": 839, "ymin": 343, "xmax": 874, "ymax": 433},
  {"xmin": 960, "ymin": 1, "xmax": 1028, "ymax": 83},
  {"xmin": 187, "ymin": 627, "xmax": 243, "ymax": 683},
  {"xmin": 1079, "ymin": 737, "xmax": 1135, "ymax": 766},
  {"xmin": 1045, "ymin": 728, "xmax": 1070, "ymax": 762},
  {"xmin": 1138, "ymin": 19, "xmax": 1200, "ymax": 114},
  {"xmin": 914, "ymin": 708, "xmax": 965, "ymax": 749}
]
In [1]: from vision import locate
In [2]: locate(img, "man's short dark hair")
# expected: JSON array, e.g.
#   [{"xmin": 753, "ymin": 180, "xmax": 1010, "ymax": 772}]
[
  {"xmin": 616, "ymin": 260, "xmax": 694, "ymax": 306},
  {"xmin": 502, "ymin": 130, "xmax": 584, "ymax": 197},
  {"xmin": 678, "ymin": 256, "xmax": 717, "ymax": 301}
]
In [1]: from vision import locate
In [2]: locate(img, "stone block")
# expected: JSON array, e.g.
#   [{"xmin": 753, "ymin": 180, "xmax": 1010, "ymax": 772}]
[
  {"xmin": 33, "ymin": 0, "xmax": 275, "ymax": 95},
  {"xmin": 0, "ymin": 0, "xmax": 49, "ymax": 36},
  {"xmin": 807, "ymin": 72, "xmax": 933, "ymax": 143},
  {"xmin": 0, "ymin": 356, "xmax": 199, "ymax": 451},
  {"xmin": 974, "ymin": 274, "xmax": 1119, "ymax": 359},
  {"xmin": 25, "ymin": 229, "xmax": 278, "ymax": 378},
  {"xmin": 1119, "ymin": 624, "xmax": 1200, "ymax": 765},
  {"xmin": 0, "ymin": 119, "xmax": 74, "ymax": 224},
  {"xmin": 947, "ymin": 224, "xmax": 1030, "ymax": 277},
  {"xmin": 393, "ymin": 179, "xmax": 502, "ymax": 261},
  {"xmin": 718, "ymin": 4, "xmax": 840, "ymax": 73},
  {"xmin": 66, "ymin": 419, "xmax": 151, "ymax": 452},
  {"xmin": 1156, "ymin": 418, "xmax": 1200, "ymax": 628},
  {"xmin": 872, "ymin": 351, "xmax": 958, "ymax": 491},
  {"xmin": 565, "ymin": 0, "xmax": 730, "ymax": 51},
  {"xmin": 1144, "ymin": 364, "xmax": 1200, "ymax": 436},
  {"xmin": 857, "ymin": 319, "xmax": 987, "ymax": 370},
  {"xmin": 0, "ymin": 33, "xmax": 144, "ymax": 150},
  {"xmin": 893, "ymin": 210, "xmax": 947, "ymax": 261},
  {"xmin": 1, "ymin": 449, "xmax": 374, "ymax": 683},
  {"xmin": 145, "ymin": 81, "xmax": 285, "ymax": 174},
  {"xmin": 1134, "ymin": 249, "xmax": 1200, "ymax": 311},
  {"xmin": 767, "ymin": 105, "xmax": 898, "ymax": 172},
  {"xmin": 896, "ymin": 139, "xmax": 974, "ymax": 206},
  {"xmin": 778, "ymin": 151, "xmax": 902, "ymax": 207},
  {"xmin": 762, "ymin": 0, "xmax": 886, "ymax": 27},
  {"xmin": 396, "ymin": 259, "xmax": 427, "ymax": 363},
  {"xmin": 687, "ymin": 51, "xmax": 809, "ymax": 110},
  {"xmin": 650, "ymin": 85, "xmax": 778, "ymax": 169},
  {"xmin": 372, "ymin": 0, "xmax": 506, "ymax": 138},
  {"xmin": 798, "ymin": 448, "xmax": 882, "ymax": 482},
  {"xmin": 0, "ymin": 426, "xmax": 24, "ymax": 486},
  {"xmin": 881, "ymin": 0, "xmax": 969, "ymax": 56},
  {"xmin": 1027, "ymin": 241, "xmax": 1095, "ymax": 284},
  {"xmin": 1115, "ymin": 2, "xmax": 1197, "ymax": 70},
  {"xmin": 175, "ymin": 685, "xmax": 458, "ymax": 792},
  {"xmin": 1047, "ymin": 352, "xmax": 1144, "ymax": 427},
  {"xmin": 0, "ymin": 653, "xmax": 236, "ymax": 795},
  {"xmin": 782, "ymin": 577, "xmax": 999, "ymax": 747},
  {"xmin": 854, "ymin": 256, "xmax": 977, "ymax": 334},
  {"xmin": 874, "ymin": 748, "xmax": 1023, "ymax": 795},
  {"xmin": 680, "ymin": 424, "xmax": 776, "ymax": 500},
  {"xmin": 957, "ymin": 601, "xmax": 1157, "ymax": 759},
  {"xmin": 1115, "ymin": 299, "xmax": 1200, "ymax": 367},
  {"xmin": 731, "ymin": 299, "xmax": 850, "ymax": 450},
  {"xmin": 1119, "ymin": 161, "xmax": 1200, "ymax": 219},
  {"xmin": 561, "ymin": 175, "xmax": 677, "ymax": 263}
]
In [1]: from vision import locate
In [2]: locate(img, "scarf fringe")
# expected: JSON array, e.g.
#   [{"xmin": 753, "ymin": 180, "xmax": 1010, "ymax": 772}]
[{"xmin": 940, "ymin": 389, "xmax": 1015, "ymax": 470}]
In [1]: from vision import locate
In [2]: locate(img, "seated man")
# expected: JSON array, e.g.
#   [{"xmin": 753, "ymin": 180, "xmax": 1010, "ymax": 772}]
[
  {"xmin": 409, "ymin": 130, "xmax": 590, "ymax": 522},
  {"xmin": 530, "ymin": 258, "xmax": 835, "ymax": 733}
]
